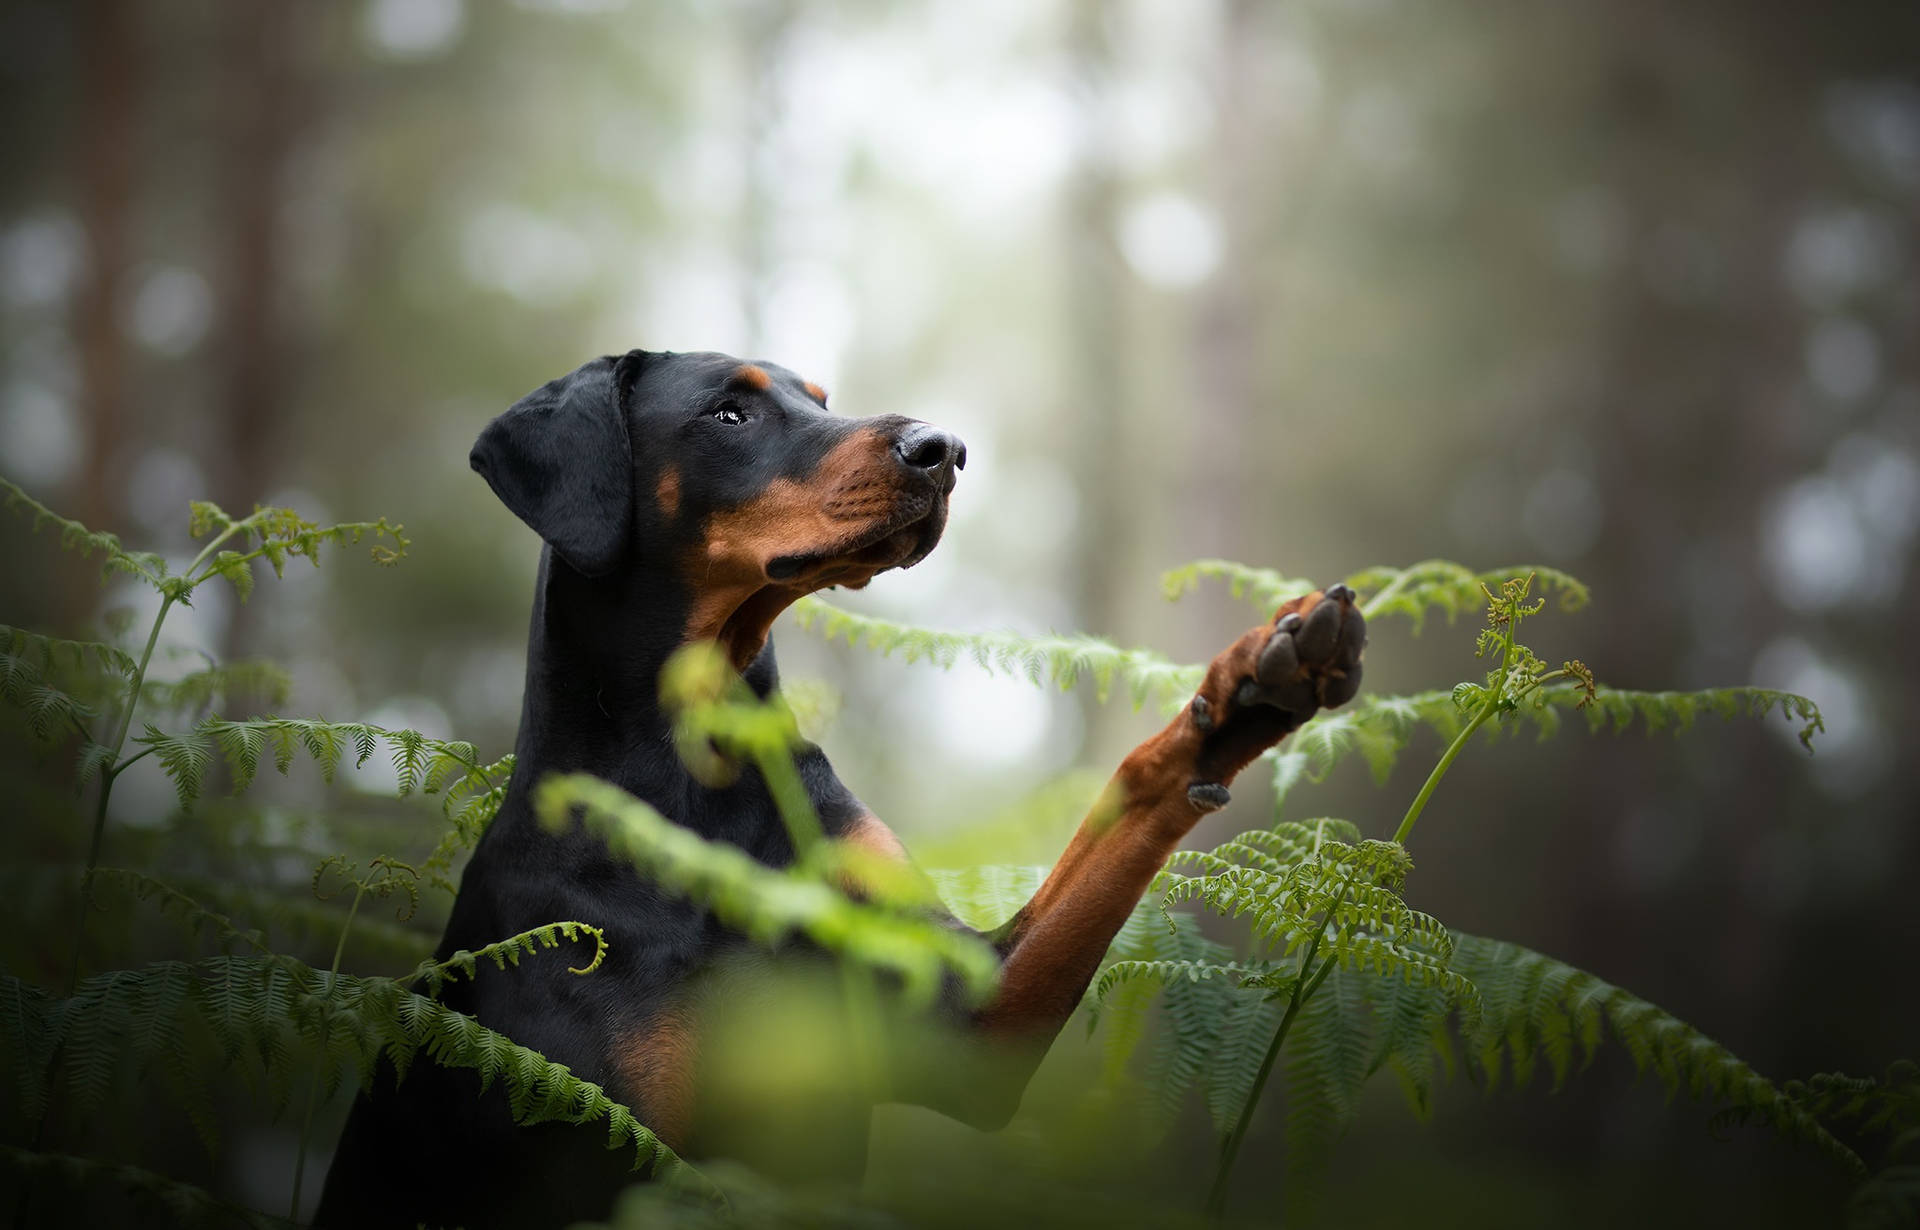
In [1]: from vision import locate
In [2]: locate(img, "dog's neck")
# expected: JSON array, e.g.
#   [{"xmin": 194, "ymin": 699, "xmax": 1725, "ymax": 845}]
[{"xmin": 511, "ymin": 547, "xmax": 780, "ymax": 780}]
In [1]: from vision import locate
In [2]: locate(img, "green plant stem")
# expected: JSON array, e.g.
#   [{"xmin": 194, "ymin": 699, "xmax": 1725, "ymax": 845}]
[
  {"xmin": 291, "ymin": 882, "xmax": 366, "ymax": 1220},
  {"xmin": 1206, "ymin": 923, "xmax": 1341, "ymax": 1218},
  {"xmin": 63, "ymin": 517, "xmax": 248, "ymax": 991},
  {"xmin": 63, "ymin": 591, "xmax": 173, "ymax": 999},
  {"xmin": 1392, "ymin": 608, "xmax": 1524, "ymax": 847},
  {"xmin": 1208, "ymin": 592, "xmax": 1535, "ymax": 1213},
  {"xmin": 1392, "ymin": 698, "xmax": 1498, "ymax": 847}
]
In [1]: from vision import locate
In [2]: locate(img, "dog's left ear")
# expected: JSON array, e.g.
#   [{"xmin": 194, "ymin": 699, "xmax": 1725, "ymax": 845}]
[{"xmin": 470, "ymin": 352, "xmax": 646, "ymax": 577}]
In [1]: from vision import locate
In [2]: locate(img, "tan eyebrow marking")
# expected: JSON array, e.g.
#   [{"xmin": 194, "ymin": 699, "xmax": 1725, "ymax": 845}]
[
  {"xmin": 732, "ymin": 364, "xmax": 772, "ymax": 391},
  {"xmin": 802, "ymin": 382, "xmax": 829, "ymax": 406}
]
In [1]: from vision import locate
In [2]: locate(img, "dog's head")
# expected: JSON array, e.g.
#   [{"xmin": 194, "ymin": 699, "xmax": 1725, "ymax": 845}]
[{"xmin": 471, "ymin": 350, "xmax": 963, "ymax": 665}]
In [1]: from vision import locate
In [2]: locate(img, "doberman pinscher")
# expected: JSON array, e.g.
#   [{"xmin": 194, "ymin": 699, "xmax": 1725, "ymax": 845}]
[{"xmin": 315, "ymin": 349, "xmax": 1364, "ymax": 1228}]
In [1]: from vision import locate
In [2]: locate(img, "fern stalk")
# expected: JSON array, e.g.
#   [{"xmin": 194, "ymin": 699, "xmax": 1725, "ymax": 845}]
[
  {"xmin": 1204, "ymin": 884, "xmax": 1347, "ymax": 1218},
  {"xmin": 289, "ymin": 881, "xmax": 366, "ymax": 1220},
  {"xmin": 1205, "ymin": 922, "xmax": 1339, "ymax": 1216},
  {"xmin": 65, "ymin": 517, "xmax": 247, "ymax": 997},
  {"xmin": 1208, "ymin": 580, "xmax": 1541, "ymax": 1213}
]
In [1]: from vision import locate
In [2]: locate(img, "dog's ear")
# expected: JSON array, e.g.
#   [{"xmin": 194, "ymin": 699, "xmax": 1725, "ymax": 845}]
[{"xmin": 470, "ymin": 352, "xmax": 646, "ymax": 577}]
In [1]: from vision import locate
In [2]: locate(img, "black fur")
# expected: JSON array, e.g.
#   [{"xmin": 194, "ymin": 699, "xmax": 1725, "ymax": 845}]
[{"xmin": 316, "ymin": 351, "xmax": 963, "ymax": 1229}]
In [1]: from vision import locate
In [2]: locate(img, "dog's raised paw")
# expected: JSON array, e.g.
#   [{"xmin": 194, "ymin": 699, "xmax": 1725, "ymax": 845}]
[
  {"xmin": 1253, "ymin": 583, "xmax": 1366, "ymax": 712},
  {"xmin": 1181, "ymin": 584, "xmax": 1369, "ymax": 799}
]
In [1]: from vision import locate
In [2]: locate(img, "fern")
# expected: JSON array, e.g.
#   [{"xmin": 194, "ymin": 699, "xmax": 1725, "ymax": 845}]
[
  {"xmin": 141, "ymin": 660, "xmax": 294, "ymax": 715},
  {"xmin": 10, "ymin": 872, "xmax": 700, "ymax": 1183},
  {"xmin": 1280, "ymin": 962, "xmax": 1374, "ymax": 1218},
  {"xmin": 1159, "ymin": 557, "xmax": 1590, "ymax": 632},
  {"xmin": 135, "ymin": 716, "xmax": 502, "ymax": 817},
  {"xmin": 0, "ymin": 630, "xmax": 102, "ymax": 741},
  {"xmin": 412, "ymin": 920, "xmax": 611, "ymax": 994},
  {"xmin": 1447, "ymin": 933, "xmax": 1865, "ymax": 1175},
  {"xmin": 792, "ymin": 595, "xmax": 1202, "ymax": 710},
  {"xmin": 1, "ymin": 623, "xmax": 136, "ymax": 679},
  {"xmin": 2, "ymin": 475, "xmax": 168, "ymax": 587},
  {"xmin": 535, "ymin": 773, "xmax": 1000, "ymax": 1007}
]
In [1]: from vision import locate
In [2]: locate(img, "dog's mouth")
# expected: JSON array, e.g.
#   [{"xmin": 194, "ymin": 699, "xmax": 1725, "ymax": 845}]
[{"xmin": 766, "ymin": 495, "xmax": 948, "ymax": 589}]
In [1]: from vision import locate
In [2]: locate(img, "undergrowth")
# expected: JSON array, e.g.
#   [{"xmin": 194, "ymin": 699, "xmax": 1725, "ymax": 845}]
[{"xmin": 0, "ymin": 475, "xmax": 1901, "ymax": 1227}]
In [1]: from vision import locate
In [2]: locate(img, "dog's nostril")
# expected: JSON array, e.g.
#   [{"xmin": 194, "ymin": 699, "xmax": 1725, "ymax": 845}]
[{"xmin": 895, "ymin": 425, "xmax": 962, "ymax": 472}]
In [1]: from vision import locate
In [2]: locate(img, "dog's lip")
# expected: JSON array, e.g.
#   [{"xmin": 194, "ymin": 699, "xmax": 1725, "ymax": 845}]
[{"xmin": 766, "ymin": 497, "xmax": 946, "ymax": 583}]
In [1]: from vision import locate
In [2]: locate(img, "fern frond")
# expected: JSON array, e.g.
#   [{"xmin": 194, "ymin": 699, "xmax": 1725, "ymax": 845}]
[
  {"xmin": 0, "ymin": 623, "xmax": 136, "ymax": 678},
  {"xmin": 423, "ymin": 752, "xmax": 516, "ymax": 894},
  {"xmin": 105, "ymin": 869, "xmax": 434, "ymax": 964},
  {"xmin": 186, "ymin": 499, "xmax": 408, "ymax": 600},
  {"xmin": 1566, "ymin": 685, "xmax": 1825, "ymax": 750},
  {"xmin": 142, "ymin": 661, "xmax": 293, "ymax": 714},
  {"xmin": 1271, "ymin": 677, "xmax": 1826, "ymax": 792},
  {"xmin": 791, "ymin": 595, "xmax": 1203, "ymax": 710},
  {"xmin": 1139, "ymin": 929, "xmax": 1243, "ymax": 1129},
  {"xmin": 1345, "ymin": 560, "xmax": 1590, "ymax": 632},
  {"xmin": 1157, "ymin": 556, "xmax": 1590, "ymax": 633},
  {"xmin": 1091, "ymin": 959, "xmax": 1274, "ymax": 1005},
  {"xmin": 411, "ymin": 921, "xmax": 611, "ymax": 995},
  {"xmin": 1451, "ymin": 933, "xmax": 1866, "ymax": 1175},
  {"xmin": 133, "ymin": 717, "xmax": 498, "ymax": 813},
  {"xmin": 1, "ymin": 475, "xmax": 168, "ymax": 588},
  {"xmin": 1160, "ymin": 559, "xmax": 1314, "ymax": 611},
  {"xmin": 38, "ymin": 867, "xmax": 702, "ymax": 1185},
  {"xmin": 1282, "ymin": 963, "xmax": 1375, "ymax": 1217},
  {"xmin": 535, "ymin": 774, "xmax": 1000, "ymax": 1007}
]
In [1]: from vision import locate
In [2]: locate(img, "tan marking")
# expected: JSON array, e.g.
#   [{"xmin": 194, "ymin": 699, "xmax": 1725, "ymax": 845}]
[
  {"xmin": 614, "ymin": 1010, "xmax": 696, "ymax": 1150},
  {"xmin": 683, "ymin": 428, "xmax": 908, "ymax": 668},
  {"xmin": 656, "ymin": 466, "xmax": 680, "ymax": 517},
  {"xmin": 733, "ymin": 364, "xmax": 772, "ymax": 391},
  {"xmin": 840, "ymin": 812, "xmax": 908, "ymax": 861},
  {"xmin": 827, "ymin": 812, "xmax": 925, "ymax": 902},
  {"xmin": 802, "ymin": 382, "xmax": 829, "ymax": 406}
]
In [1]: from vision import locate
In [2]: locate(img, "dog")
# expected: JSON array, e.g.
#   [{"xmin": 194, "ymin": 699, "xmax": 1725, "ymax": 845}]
[{"xmin": 315, "ymin": 349, "xmax": 1365, "ymax": 1228}]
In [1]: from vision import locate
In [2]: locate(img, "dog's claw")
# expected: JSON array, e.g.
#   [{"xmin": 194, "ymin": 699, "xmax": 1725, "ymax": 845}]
[
  {"xmin": 1276, "ymin": 611, "xmax": 1303, "ymax": 634},
  {"xmin": 1190, "ymin": 694, "xmax": 1214, "ymax": 732},
  {"xmin": 1187, "ymin": 782, "xmax": 1231, "ymax": 812}
]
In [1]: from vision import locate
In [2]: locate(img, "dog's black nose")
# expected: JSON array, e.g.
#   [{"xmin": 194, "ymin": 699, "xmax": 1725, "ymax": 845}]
[{"xmin": 894, "ymin": 424, "xmax": 966, "ymax": 473}]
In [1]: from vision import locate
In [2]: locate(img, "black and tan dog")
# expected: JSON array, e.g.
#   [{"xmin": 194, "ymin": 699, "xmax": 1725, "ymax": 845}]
[{"xmin": 316, "ymin": 350, "xmax": 1364, "ymax": 1228}]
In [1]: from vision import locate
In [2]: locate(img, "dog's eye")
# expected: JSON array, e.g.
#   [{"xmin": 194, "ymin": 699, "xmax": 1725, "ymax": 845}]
[{"xmin": 711, "ymin": 402, "xmax": 748, "ymax": 425}]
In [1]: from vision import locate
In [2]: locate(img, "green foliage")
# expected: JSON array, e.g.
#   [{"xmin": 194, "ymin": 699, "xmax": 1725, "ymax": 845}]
[
  {"xmin": 534, "ymin": 773, "xmax": 1000, "ymax": 1008},
  {"xmin": 142, "ymin": 660, "xmax": 295, "ymax": 715},
  {"xmin": 187, "ymin": 499, "xmax": 408, "ymax": 603},
  {"xmin": 1443, "ymin": 933, "xmax": 1861, "ymax": 1171},
  {"xmin": 2, "ymin": 475, "xmax": 169, "ymax": 587},
  {"xmin": 134, "ymin": 716, "xmax": 508, "ymax": 839},
  {"xmin": 1156, "ymin": 820, "xmax": 1474, "ymax": 1014},
  {"xmin": 793, "ymin": 594, "xmax": 1201, "ymax": 710},
  {"xmin": 1159, "ymin": 557, "xmax": 1591, "ymax": 633},
  {"xmin": 8, "ymin": 870, "xmax": 683, "ymax": 1177},
  {"xmin": 0, "ymin": 471, "xmax": 1876, "ymax": 1226}
]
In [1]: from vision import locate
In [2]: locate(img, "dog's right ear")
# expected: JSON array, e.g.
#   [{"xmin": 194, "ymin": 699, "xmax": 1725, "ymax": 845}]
[{"xmin": 470, "ymin": 352, "xmax": 647, "ymax": 577}]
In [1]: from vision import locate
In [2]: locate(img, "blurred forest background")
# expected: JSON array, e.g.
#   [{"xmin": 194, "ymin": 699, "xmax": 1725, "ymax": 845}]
[{"xmin": 1, "ymin": 0, "xmax": 1916, "ymax": 1225}]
